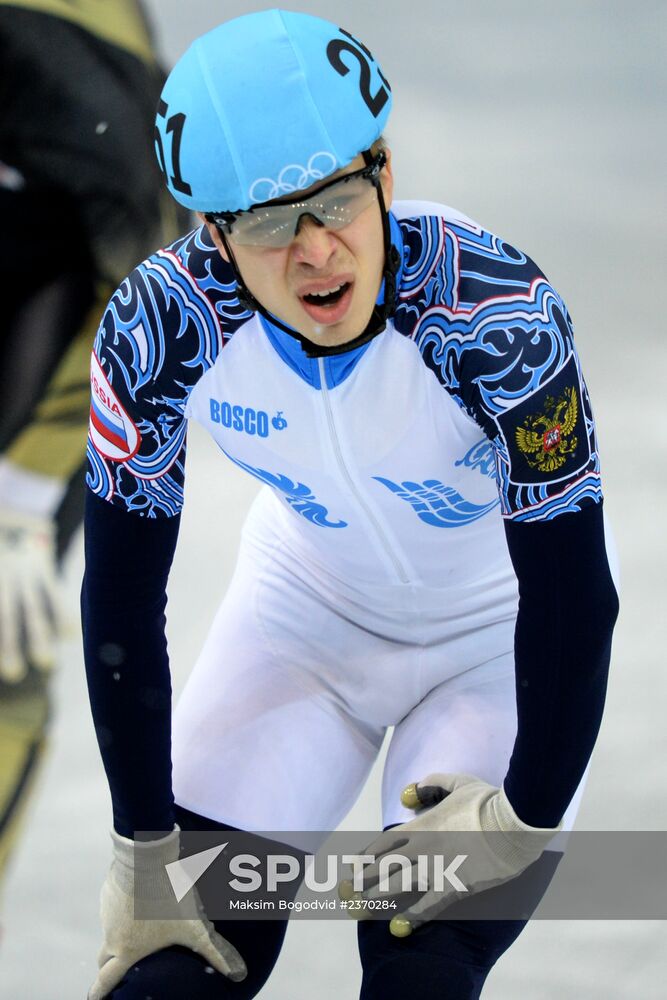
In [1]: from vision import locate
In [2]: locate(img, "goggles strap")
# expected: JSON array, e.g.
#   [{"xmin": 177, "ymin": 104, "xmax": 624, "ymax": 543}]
[{"xmin": 218, "ymin": 232, "xmax": 263, "ymax": 315}]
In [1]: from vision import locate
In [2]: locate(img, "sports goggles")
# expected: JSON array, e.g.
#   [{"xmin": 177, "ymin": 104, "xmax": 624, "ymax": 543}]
[{"xmin": 206, "ymin": 151, "xmax": 386, "ymax": 248}]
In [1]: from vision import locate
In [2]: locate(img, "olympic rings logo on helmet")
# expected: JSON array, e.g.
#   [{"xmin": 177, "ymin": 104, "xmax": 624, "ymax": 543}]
[{"xmin": 249, "ymin": 151, "xmax": 339, "ymax": 205}]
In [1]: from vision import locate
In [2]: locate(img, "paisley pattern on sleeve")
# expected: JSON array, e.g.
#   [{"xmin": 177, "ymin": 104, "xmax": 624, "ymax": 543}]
[
  {"xmin": 86, "ymin": 228, "xmax": 251, "ymax": 516},
  {"xmin": 394, "ymin": 214, "xmax": 602, "ymax": 521}
]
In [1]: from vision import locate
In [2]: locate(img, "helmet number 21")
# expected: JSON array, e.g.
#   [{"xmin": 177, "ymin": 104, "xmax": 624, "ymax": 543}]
[
  {"xmin": 326, "ymin": 29, "xmax": 391, "ymax": 118},
  {"xmin": 155, "ymin": 99, "xmax": 193, "ymax": 197}
]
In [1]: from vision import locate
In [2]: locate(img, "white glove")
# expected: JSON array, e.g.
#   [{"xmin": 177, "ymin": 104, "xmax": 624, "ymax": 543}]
[
  {"xmin": 88, "ymin": 827, "xmax": 247, "ymax": 1000},
  {"xmin": 345, "ymin": 772, "xmax": 561, "ymax": 936},
  {"xmin": 0, "ymin": 506, "xmax": 61, "ymax": 682}
]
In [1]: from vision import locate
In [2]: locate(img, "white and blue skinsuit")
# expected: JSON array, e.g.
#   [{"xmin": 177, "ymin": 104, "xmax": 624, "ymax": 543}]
[{"xmin": 81, "ymin": 201, "xmax": 618, "ymax": 994}]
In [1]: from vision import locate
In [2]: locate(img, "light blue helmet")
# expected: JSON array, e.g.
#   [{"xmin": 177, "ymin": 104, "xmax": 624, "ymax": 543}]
[{"xmin": 154, "ymin": 9, "xmax": 392, "ymax": 213}]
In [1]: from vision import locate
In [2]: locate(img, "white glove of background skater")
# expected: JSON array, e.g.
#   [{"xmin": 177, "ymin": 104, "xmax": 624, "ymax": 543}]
[
  {"xmin": 0, "ymin": 506, "xmax": 61, "ymax": 682},
  {"xmin": 348, "ymin": 772, "xmax": 561, "ymax": 937},
  {"xmin": 88, "ymin": 827, "xmax": 247, "ymax": 999}
]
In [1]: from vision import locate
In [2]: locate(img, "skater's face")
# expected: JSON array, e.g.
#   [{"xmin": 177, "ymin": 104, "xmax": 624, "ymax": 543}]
[{"xmin": 201, "ymin": 150, "xmax": 394, "ymax": 349}]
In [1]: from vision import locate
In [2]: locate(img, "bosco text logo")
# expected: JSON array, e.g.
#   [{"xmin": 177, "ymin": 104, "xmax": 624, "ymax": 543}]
[{"xmin": 209, "ymin": 400, "xmax": 287, "ymax": 438}]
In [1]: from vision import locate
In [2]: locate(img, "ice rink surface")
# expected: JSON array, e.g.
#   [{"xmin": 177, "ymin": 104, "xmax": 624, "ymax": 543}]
[{"xmin": 2, "ymin": 1, "xmax": 665, "ymax": 997}]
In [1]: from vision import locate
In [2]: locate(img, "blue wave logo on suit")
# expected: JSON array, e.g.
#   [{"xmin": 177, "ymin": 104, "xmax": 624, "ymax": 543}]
[
  {"xmin": 222, "ymin": 451, "xmax": 347, "ymax": 528},
  {"xmin": 374, "ymin": 477, "xmax": 499, "ymax": 527}
]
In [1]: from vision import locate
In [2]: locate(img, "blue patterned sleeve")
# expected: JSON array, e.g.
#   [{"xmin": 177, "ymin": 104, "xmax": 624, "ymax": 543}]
[
  {"xmin": 397, "ymin": 214, "xmax": 604, "ymax": 522},
  {"xmin": 87, "ymin": 245, "xmax": 226, "ymax": 517},
  {"xmin": 455, "ymin": 277, "xmax": 602, "ymax": 522},
  {"xmin": 82, "ymin": 237, "xmax": 236, "ymax": 834}
]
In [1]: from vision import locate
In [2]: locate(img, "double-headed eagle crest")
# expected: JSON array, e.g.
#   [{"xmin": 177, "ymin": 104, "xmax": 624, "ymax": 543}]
[{"xmin": 515, "ymin": 385, "xmax": 579, "ymax": 473}]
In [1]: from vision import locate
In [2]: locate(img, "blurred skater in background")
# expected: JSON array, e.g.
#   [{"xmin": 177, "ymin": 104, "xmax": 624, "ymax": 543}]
[{"xmin": 0, "ymin": 0, "xmax": 188, "ymax": 897}]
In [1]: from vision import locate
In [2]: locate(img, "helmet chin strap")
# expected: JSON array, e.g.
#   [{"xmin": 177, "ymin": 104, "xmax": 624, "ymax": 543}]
[{"xmin": 219, "ymin": 156, "xmax": 400, "ymax": 359}]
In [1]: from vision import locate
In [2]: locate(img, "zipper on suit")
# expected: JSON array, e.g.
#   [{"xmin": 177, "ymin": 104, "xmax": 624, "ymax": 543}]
[{"xmin": 318, "ymin": 358, "xmax": 410, "ymax": 584}]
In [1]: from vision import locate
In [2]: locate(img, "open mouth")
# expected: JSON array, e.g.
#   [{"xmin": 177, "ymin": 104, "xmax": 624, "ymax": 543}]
[
  {"xmin": 299, "ymin": 280, "xmax": 354, "ymax": 326},
  {"xmin": 302, "ymin": 282, "xmax": 351, "ymax": 308}
]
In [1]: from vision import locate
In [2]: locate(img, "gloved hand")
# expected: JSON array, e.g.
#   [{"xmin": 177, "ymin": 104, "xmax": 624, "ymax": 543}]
[
  {"xmin": 88, "ymin": 827, "xmax": 247, "ymax": 1000},
  {"xmin": 343, "ymin": 772, "xmax": 561, "ymax": 937},
  {"xmin": 0, "ymin": 506, "xmax": 61, "ymax": 683}
]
